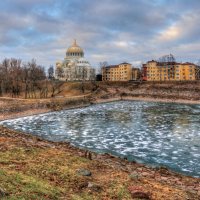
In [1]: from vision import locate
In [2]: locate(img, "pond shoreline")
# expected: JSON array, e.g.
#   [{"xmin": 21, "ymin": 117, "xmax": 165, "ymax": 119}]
[
  {"xmin": 122, "ymin": 96, "xmax": 200, "ymax": 105},
  {"xmin": 0, "ymin": 96, "xmax": 200, "ymax": 122}
]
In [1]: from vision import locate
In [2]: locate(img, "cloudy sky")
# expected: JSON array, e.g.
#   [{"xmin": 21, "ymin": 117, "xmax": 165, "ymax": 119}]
[{"xmin": 0, "ymin": 0, "xmax": 200, "ymax": 69}]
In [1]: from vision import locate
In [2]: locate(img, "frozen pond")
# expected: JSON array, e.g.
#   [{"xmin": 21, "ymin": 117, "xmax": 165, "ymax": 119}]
[{"xmin": 1, "ymin": 101, "xmax": 200, "ymax": 177}]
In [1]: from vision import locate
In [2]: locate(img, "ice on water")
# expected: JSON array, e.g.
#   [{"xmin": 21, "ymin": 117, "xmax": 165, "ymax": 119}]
[{"xmin": 1, "ymin": 101, "xmax": 200, "ymax": 177}]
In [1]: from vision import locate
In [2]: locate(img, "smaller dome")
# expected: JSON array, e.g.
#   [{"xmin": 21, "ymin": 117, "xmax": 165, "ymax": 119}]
[
  {"xmin": 56, "ymin": 61, "xmax": 62, "ymax": 67},
  {"xmin": 66, "ymin": 39, "xmax": 84, "ymax": 56}
]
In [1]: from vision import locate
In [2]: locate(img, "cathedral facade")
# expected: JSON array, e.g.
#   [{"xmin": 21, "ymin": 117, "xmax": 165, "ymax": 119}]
[{"xmin": 55, "ymin": 40, "xmax": 95, "ymax": 81}]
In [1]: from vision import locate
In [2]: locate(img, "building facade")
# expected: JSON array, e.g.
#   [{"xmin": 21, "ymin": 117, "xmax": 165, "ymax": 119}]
[
  {"xmin": 55, "ymin": 40, "xmax": 95, "ymax": 81},
  {"xmin": 141, "ymin": 64, "xmax": 147, "ymax": 81},
  {"xmin": 132, "ymin": 68, "xmax": 140, "ymax": 81},
  {"xmin": 102, "ymin": 62, "xmax": 132, "ymax": 81},
  {"xmin": 145, "ymin": 60, "xmax": 198, "ymax": 81}
]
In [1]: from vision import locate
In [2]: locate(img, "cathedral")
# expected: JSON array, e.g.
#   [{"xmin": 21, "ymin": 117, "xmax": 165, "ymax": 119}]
[{"xmin": 55, "ymin": 40, "xmax": 95, "ymax": 81}]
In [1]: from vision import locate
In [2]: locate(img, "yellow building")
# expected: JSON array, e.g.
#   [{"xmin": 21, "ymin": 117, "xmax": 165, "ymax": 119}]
[
  {"xmin": 146, "ymin": 60, "xmax": 197, "ymax": 81},
  {"xmin": 102, "ymin": 62, "xmax": 132, "ymax": 81}
]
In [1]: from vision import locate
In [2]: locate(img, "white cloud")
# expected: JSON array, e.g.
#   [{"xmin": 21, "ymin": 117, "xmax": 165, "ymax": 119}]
[{"xmin": 158, "ymin": 25, "xmax": 180, "ymax": 41}]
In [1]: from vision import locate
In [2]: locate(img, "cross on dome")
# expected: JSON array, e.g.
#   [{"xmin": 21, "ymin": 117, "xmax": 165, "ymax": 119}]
[
  {"xmin": 73, "ymin": 39, "xmax": 77, "ymax": 46},
  {"xmin": 66, "ymin": 39, "xmax": 84, "ymax": 58}
]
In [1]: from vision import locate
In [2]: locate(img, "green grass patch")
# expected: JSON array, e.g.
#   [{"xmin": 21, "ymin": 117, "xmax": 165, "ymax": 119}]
[
  {"xmin": 0, "ymin": 169, "xmax": 62, "ymax": 199},
  {"xmin": 107, "ymin": 180, "xmax": 132, "ymax": 200}
]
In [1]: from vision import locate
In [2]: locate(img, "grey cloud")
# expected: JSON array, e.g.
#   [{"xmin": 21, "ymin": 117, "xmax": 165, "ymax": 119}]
[{"xmin": 0, "ymin": 0, "xmax": 200, "ymax": 68}]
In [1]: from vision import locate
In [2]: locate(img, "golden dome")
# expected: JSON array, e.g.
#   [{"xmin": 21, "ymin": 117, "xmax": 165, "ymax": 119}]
[{"xmin": 66, "ymin": 39, "xmax": 84, "ymax": 56}]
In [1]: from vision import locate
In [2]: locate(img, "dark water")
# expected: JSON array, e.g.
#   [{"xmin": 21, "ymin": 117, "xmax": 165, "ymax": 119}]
[{"xmin": 1, "ymin": 101, "xmax": 200, "ymax": 177}]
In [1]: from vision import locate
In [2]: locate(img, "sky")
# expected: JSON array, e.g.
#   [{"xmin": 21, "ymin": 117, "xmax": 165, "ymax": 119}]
[{"xmin": 0, "ymin": 0, "xmax": 200, "ymax": 69}]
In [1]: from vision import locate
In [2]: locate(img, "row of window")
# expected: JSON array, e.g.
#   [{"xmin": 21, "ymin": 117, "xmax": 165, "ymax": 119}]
[
  {"xmin": 148, "ymin": 73, "xmax": 194, "ymax": 76},
  {"xmin": 148, "ymin": 65, "xmax": 194, "ymax": 69},
  {"xmin": 106, "ymin": 68, "xmax": 128, "ymax": 72},
  {"xmin": 148, "ymin": 77, "xmax": 195, "ymax": 80},
  {"xmin": 148, "ymin": 69, "xmax": 193, "ymax": 72},
  {"xmin": 67, "ymin": 53, "xmax": 83, "ymax": 56},
  {"xmin": 104, "ymin": 71, "xmax": 128, "ymax": 74},
  {"xmin": 110, "ymin": 71, "xmax": 127, "ymax": 74}
]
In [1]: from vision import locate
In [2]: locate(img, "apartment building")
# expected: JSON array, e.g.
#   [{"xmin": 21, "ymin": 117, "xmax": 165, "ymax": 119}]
[
  {"xmin": 102, "ymin": 62, "xmax": 132, "ymax": 81},
  {"xmin": 145, "ymin": 60, "xmax": 197, "ymax": 81}
]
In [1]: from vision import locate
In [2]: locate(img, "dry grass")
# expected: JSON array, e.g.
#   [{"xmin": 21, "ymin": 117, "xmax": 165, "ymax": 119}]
[{"xmin": 0, "ymin": 126, "xmax": 199, "ymax": 200}]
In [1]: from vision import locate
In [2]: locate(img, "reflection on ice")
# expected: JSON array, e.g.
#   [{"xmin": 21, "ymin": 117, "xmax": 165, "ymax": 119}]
[{"xmin": 1, "ymin": 101, "xmax": 200, "ymax": 177}]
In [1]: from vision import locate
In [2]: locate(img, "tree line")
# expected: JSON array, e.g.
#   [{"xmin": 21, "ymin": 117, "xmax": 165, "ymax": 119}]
[{"xmin": 0, "ymin": 58, "xmax": 62, "ymax": 98}]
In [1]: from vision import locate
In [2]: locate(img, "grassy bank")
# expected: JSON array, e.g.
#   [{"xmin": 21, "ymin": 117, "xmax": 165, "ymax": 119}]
[{"xmin": 0, "ymin": 126, "xmax": 199, "ymax": 200}]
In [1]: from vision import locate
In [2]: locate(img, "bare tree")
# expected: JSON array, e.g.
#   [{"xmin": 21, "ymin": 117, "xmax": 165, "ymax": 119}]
[
  {"xmin": 99, "ymin": 61, "xmax": 108, "ymax": 74},
  {"xmin": 22, "ymin": 59, "xmax": 46, "ymax": 99},
  {"xmin": 0, "ymin": 58, "xmax": 49, "ymax": 99},
  {"xmin": 0, "ymin": 58, "xmax": 23, "ymax": 97},
  {"xmin": 50, "ymin": 81, "xmax": 63, "ymax": 97},
  {"xmin": 9, "ymin": 58, "xmax": 23, "ymax": 97},
  {"xmin": 56, "ymin": 67, "xmax": 64, "ymax": 79},
  {"xmin": 196, "ymin": 60, "xmax": 200, "ymax": 80},
  {"xmin": 0, "ymin": 58, "xmax": 10, "ymax": 95},
  {"xmin": 158, "ymin": 54, "xmax": 176, "ymax": 63}
]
